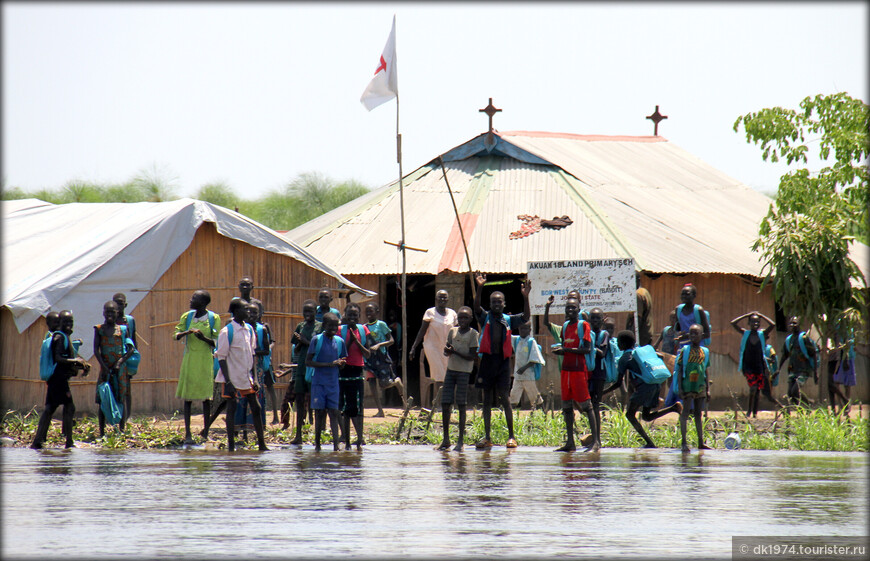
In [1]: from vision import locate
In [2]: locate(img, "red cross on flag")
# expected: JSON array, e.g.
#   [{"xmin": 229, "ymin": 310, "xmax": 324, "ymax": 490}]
[{"xmin": 360, "ymin": 16, "xmax": 398, "ymax": 111}]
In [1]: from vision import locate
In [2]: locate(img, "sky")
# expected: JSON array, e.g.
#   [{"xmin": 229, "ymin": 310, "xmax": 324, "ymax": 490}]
[{"xmin": 3, "ymin": 2, "xmax": 867, "ymax": 200}]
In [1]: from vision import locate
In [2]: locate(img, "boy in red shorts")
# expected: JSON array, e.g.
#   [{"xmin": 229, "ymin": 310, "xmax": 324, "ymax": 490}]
[{"xmin": 552, "ymin": 297, "xmax": 597, "ymax": 452}]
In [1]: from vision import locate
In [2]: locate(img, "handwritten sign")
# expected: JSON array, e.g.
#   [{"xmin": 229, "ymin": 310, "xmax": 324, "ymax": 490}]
[{"xmin": 527, "ymin": 259, "xmax": 637, "ymax": 315}]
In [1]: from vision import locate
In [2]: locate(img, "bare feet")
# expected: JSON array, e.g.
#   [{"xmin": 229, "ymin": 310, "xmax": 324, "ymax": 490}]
[
  {"xmin": 699, "ymin": 444, "xmax": 712, "ymax": 450},
  {"xmin": 643, "ymin": 443, "xmax": 657, "ymax": 449},
  {"xmin": 259, "ymin": 445, "xmax": 270, "ymax": 451},
  {"xmin": 373, "ymin": 411, "xmax": 385, "ymax": 418},
  {"xmin": 289, "ymin": 437, "xmax": 303, "ymax": 446},
  {"xmin": 453, "ymin": 442, "xmax": 464, "ymax": 452},
  {"xmin": 199, "ymin": 428, "xmax": 209, "ymax": 439},
  {"xmin": 681, "ymin": 445, "xmax": 690, "ymax": 452},
  {"xmin": 314, "ymin": 443, "xmax": 321, "ymax": 451},
  {"xmin": 436, "ymin": 441, "xmax": 451, "ymax": 451},
  {"xmin": 555, "ymin": 443, "xmax": 576, "ymax": 452},
  {"xmin": 475, "ymin": 438, "xmax": 493, "ymax": 450},
  {"xmin": 582, "ymin": 442, "xmax": 600, "ymax": 453}
]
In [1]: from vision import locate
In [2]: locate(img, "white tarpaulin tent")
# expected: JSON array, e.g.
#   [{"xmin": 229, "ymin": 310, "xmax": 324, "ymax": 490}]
[{"xmin": 2, "ymin": 198, "xmax": 371, "ymax": 358}]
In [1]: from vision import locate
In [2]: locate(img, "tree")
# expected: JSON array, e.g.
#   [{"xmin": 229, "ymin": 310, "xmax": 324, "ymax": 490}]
[
  {"xmin": 734, "ymin": 92, "xmax": 869, "ymax": 403},
  {"xmin": 131, "ymin": 163, "xmax": 179, "ymax": 202},
  {"xmin": 251, "ymin": 172, "xmax": 369, "ymax": 230},
  {"xmin": 196, "ymin": 181, "xmax": 240, "ymax": 210}
]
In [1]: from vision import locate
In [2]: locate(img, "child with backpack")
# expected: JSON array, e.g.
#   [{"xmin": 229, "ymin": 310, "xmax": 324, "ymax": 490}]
[
  {"xmin": 675, "ymin": 324, "xmax": 712, "ymax": 452},
  {"xmin": 439, "ymin": 306, "xmax": 479, "ymax": 451},
  {"xmin": 604, "ymin": 330, "xmax": 681, "ymax": 448},
  {"xmin": 776, "ymin": 316, "xmax": 818, "ymax": 407},
  {"xmin": 315, "ymin": 288, "xmax": 342, "ymax": 323},
  {"xmin": 730, "ymin": 311, "xmax": 780, "ymax": 417},
  {"xmin": 364, "ymin": 302, "xmax": 405, "ymax": 417},
  {"xmin": 653, "ymin": 310, "xmax": 677, "ymax": 355},
  {"xmin": 233, "ymin": 303, "xmax": 268, "ymax": 441},
  {"xmin": 472, "ymin": 273, "xmax": 531, "ymax": 450},
  {"xmin": 338, "ymin": 303, "xmax": 371, "ymax": 450},
  {"xmin": 94, "ymin": 300, "xmax": 135, "ymax": 437},
  {"xmin": 509, "ymin": 321, "xmax": 545, "ymax": 411},
  {"xmin": 284, "ymin": 300, "xmax": 321, "ymax": 442},
  {"xmin": 307, "ymin": 312, "xmax": 347, "ymax": 451},
  {"xmin": 666, "ymin": 283, "xmax": 711, "ymax": 408},
  {"xmin": 587, "ymin": 308, "xmax": 611, "ymax": 441},
  {"xmin": 31, "ymin": 310, "xmax": 91, "ymax": 448},
  {"xmin": 174, "ymin": 290, "xmax": 220, "ymax": 443},
  {"xmin": 552, "ymin": 297, "xmax": 596, "ymax": 452},
  {"xmin": 249, "ymin": 304, "xmax": 278, "ymax": 425},
  {"xmin": 214, "ymin": 298, "xmax": 267, "ymax": 451}
]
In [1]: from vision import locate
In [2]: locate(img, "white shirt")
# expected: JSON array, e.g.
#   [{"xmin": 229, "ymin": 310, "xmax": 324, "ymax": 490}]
[
  {"xmin": 213, "ymin": 320, "xmax": 255, "ymax": 389},
  {"xmin": 512, "ymin": 335, "xmax": 545, "ymax": 380},
  {"xmin": 421, "ymin": 307, "xmax": 458, "ymax": 382}
]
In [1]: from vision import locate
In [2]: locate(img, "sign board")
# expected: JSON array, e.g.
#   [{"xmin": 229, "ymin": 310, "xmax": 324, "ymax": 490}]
[{"xmin": 527, "ymin": 258, "xmax": 637, "ymax": 315}]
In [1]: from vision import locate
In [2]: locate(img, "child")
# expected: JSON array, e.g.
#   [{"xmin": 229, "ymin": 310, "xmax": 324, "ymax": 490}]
[
  {"xmin": 31, "ymin": 310, "xmax": 90, "ymax": 448},
  {"xmin": 94, "ymin": 301, "xmax": 134, "ymax": 436},
  {"xmin": 214, "ymin": 298, "xmax": 267, "ymax": 451},
  {"xmin": 731, "ymin": 311, "xmax": 780, "ymax": 417},
  {"xmin": 653, "ymin": 311, "xmax": 677, "ymax": 355},
  {"xmin": 666, "ymin": 283, "xmax": 711, "ymax": 408},
  {"xmin": 338, "ymin": 303, "xmax": 371, "ymax": 450},
  {"xmin": 234, "ymin": 303, "xmax": 268, "ymax": 440},
  {"xmin": 113, "ymin": 292, "xmax": 137, "ymax": 418},
  {"xmin": 45, "ymin": 311, "xmax": 60, "ymax": 336},
  {"xmin": 307, "ymin": 313, "xmax": 347, "ymax": 451},
  {"xmin": 509, "ymin": 321, "xmax": 545, "ymax": 411},
  {"xmin": 472, "ymin": 273, "xmax": 531, "ymax": 449},
  {"xmin": 552, "ymin": 297, "xmax": 597, "ymax": 452},
  {"xmin": 174, "ymin": 290, "xmax": 220, "ymax": 443},
  {"xmin": 676, "ymin": 324, "xmax": 712, "ymax": 452},
  {"xmin": 439, "ymin": 306, "xmax": 479, "ymax": 451},
  {"xmin": 604, "ymin": 330, "xmax": 681, "ymax": 448},
  {"xmin": 364, "ymin": 302, "xmax": 405, "ymax": 417},
  {"xmin": 409, "ymin": 290, "xmax": 458, "ymax": 407},
  {"xmin": 777, "ymin": 316, "xmax": 818, "ymax": 407},
  {"xmin": 249, "ymin": 304, "xmax": 278, "ymax": 424},
  {"xmin": 829, "ymin": 327, "xmax": 857, "ymax": 415},
  {"xmin": 315, "ymin": 288, "xmax": 342, "ymax": 323},
  {"xmin": 284, "ymin": 300, "xmax": 321, "ymax": 442},
  {"xmin": 238, "ymin": 276, "xmax": 265, "ymax": 318},
  {"xmin": 587, "ymin": 307, "xmax": 610, "ymax": 441}
]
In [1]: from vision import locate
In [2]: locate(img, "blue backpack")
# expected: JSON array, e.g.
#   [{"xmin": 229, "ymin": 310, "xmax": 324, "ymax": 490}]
[
  {"xmin": 213, "ymin": 321, "xmax": 252, "ymax": 378},
  {"xmin": 308, "ymin": 333, "xmax": 347, "ymax": 382},
  {"xmin": 255, "ymin": 323, "xmax": 272, "ymax": 373},
  {"xmin": 561, "ymin": 319, "xmax": 590, "ymax": 366},
  {"xmin": 119, "ymin": 325, "xmax": 140, "ymax": 376},
  {"xmin": 677, "ymin": 303, "xmax": 711, "ymax": 347},
  {"xmin": 631, "ymin": 344, "xmax": 671, "ymax": 384},
  {"xmin": 785, "ymin": 332, "xmax": 817, "ymax": 369},
  {"xmin": 512, "ymin": 336, "xmax": 544, "ymax": 381},
  {"xmin": 39, "ymin": 331, "xmax": 71, "ymax": 381},
  {"xmin": 604, "ymin": 337, "xmax": 620, "ymax": 384}
]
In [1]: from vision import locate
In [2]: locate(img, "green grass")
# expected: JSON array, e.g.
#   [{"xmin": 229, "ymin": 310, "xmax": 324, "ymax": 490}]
[{"xmin": 2, "ymin": 405, "xmax": 866, "ymax": 451}]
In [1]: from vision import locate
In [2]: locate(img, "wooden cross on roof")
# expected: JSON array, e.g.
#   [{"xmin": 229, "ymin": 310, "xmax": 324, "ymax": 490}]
[
  {"xmin": 479, "ymin": 97, "xmax": 502, "ymax": 133},
  {"xmin": 646, "ymin": 105, "xmax": 668, "ymax": 136}
]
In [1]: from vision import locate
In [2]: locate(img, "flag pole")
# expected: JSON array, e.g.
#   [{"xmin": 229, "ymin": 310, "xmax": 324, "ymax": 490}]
[{"xmin": 396, "ymin": 93, "xmax": 408, "ymax": 406}]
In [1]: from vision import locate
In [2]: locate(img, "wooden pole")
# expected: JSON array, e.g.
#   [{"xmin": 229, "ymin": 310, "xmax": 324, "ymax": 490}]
[
  {"xmin": 397, "ymin": 94, "xmax": 408, "ymax": 405},
  {"xmin": 438, "ymin": 156, "xmax": 476, "ymax": 302}
]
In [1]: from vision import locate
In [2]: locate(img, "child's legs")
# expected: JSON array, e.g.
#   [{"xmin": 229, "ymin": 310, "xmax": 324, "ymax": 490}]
[
  {"xmin": 31, "ymin": 402, "xmax": 59, "ymax": 446},
  {"xmin": 225, "ymin": 397, "xmax": 237, "ymax": 449},
  {"xmin": 679, "ymin": 398, "xmax": 691, "ymax": 448},
  {"xmin": 693, "ymin": 397, "xmax": 707, "ymax": 446},
  {"xmin": 560, "ymin": 406, "xmax": 576, "ymax": 448},
  {"xmin": 580, "ymin": 399, "xmax": 598, "ymax": 445},
  {"xmin": 62, "ymin": 401, "xmax": 76, "ymax": 441},
  {"xmin": 629, "ymin": 402, "xmax": 655, "ymax": 447},
  {"xmin": 327, "ymin": 409, "xmax": 340, "ymax": 449},
  {"xmin": 293, "ymin": 392, "xmax": 307, "ymax": 438},
  {"xmin": 245, "ymin": 393, "xmax": 267, "ymax": 448},
  {"xmin": 481, "ymin": 388, "xmax": 494, "ymax": 437},
  {"xmin": 497, "ymin": 385, "xmax": 514, "ymax": 439},
  {"xmin": 588, "ymin": 379, "xmax": 604, "ymax": 443},
  {"xmin": 525, "ymin": 380, "xmax": 543, "ymax": 407},
  {"xmin": 183, "ymin": 401, "xmax": 193, "ymax": 437},
  {"xmin": 509, "ymin": 377, "xmax": 524, "ymax": 408},
  {"xmin": 367, "ymin": 378, "xmax": 383, "ymax": 413},
  {"xmin": 313, "ymin": 408, "xmax": 325, "ymax": 447},
  {"xmin": 98, "ymin": 409, "xmax": 106, "ymax": 436}
]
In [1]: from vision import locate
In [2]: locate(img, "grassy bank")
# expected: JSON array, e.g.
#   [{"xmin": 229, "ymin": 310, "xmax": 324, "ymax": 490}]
[{"xmin": 2, "ymin": 405, "xmax": 867, "ymax": 451}]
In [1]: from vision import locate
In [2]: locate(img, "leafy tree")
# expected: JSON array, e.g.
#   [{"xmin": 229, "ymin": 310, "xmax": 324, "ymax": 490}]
[
  {"xmin": 60, "ymin": 180, "xmax": 105, "ymax": 203},
  {"xmin": 131, "ymin": 163, "xmax": 179, "ymax": 202},
  {"xmin": 196, "ymin": 181, "xmax": 240, "ymax": 210},
  {"xmin": 251, "ymin": 172, "xmax": 369, "ymax": 230},
  {"xmin": 734, "ymin": 92, "xmax": 869, "ymax": 402}
]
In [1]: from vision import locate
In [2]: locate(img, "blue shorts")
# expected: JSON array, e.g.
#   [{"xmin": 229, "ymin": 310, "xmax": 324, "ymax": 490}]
[{"xmin": 311, "ymin": 373, "xmax": 339, "ymax": 410}]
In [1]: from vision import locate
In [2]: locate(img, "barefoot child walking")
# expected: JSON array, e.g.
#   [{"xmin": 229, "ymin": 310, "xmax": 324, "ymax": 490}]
[
  {"xmin": 284, "ymin": 300, "xmax": 321, "ymax": 442},
  {"xmin": 307, "ymin": 313, "xmax": 346, "ymax": 451},
  {"xmin": 94, "ymin": 301, "xmax": 134, "ymax": 436},
  {"xmin": 364, "ymin": 302, "xmax": 405, "ymax": 417},
  {"xmin": 438, "ymin": 306, "xmax": 479, "ymax": 451},
  {"xmin": 552, "ymin": 297, "xmax": 597, "ymax": 452}
]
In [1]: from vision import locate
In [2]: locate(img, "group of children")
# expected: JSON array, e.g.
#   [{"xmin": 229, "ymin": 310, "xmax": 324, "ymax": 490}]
[{"xmin": 31, "ymin": 275, "xmax": 857, "ymax": 453}]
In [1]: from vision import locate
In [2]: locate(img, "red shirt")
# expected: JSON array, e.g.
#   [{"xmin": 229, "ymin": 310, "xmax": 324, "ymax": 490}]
[
  {"xmin": 561, "ymin": 320, "xmax": 591, "ymax": 372},
  {"xmin": 341, "ymin": 324, "xmax": 370, "ymax": 367}
]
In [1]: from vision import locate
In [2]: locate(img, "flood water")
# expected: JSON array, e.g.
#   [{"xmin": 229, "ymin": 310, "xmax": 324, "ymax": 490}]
[{"xmin": 3, "ymin": 446, "xmax": 867, "ymax": 559}]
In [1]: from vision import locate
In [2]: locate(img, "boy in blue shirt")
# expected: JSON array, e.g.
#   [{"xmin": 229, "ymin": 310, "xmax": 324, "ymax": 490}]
[
  {"xmin": 315, "ymin": 289, "xmax": 342, "ymax": 323},
  {"xmin": 307, "ymin": 313, "xmax": 347, "ymax": 451}
]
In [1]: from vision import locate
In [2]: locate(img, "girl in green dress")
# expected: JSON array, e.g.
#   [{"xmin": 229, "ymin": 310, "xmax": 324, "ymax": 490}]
[
  {"xmin": 175, "ymin": 290, "xmax": 220, "ymax": 443},
  {"xmin": 676, "ymin": 324, "xmax": 712, "ymax": 453}
]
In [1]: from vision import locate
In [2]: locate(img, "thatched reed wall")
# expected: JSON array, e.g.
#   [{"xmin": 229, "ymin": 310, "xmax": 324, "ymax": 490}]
[{"xmin": 1, "ymin": 222, "xmax": 347, "ymax": 415}]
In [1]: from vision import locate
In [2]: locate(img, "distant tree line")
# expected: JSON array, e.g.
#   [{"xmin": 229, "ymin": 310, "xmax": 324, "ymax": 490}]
[{"xmin": 2, "ymin": 167, "xmax": 370, "ymax": 231}]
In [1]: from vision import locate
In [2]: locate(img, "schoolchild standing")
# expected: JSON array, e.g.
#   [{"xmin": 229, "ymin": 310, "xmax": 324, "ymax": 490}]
[
  {"xmin": 315, "ymin": 288, "xmax": 342, "ymax": 323},
  {"xmin": 94, "ymin": 301, "xmax": 134, "ymax": 436},
  {"xmin": 587, "ymin": 308, "xmax": 610, "ymax": 441},
  {"xmin": 676, "ymin": 324, "xmax": 712, "ymax": 452},
  {"xmin": 31, "ymin": 310, "xmax": 90, "ymax": 448},
  {"xmin": 508, "ymin": 321, "xmax": 545, "ymax": 411},
  {"xmin": 552, "ymin": 297, "xmax": 597, "ymax": 452},
  {"xmin": 113, "ymin": 292, "xmax": 137, "ymax": 418},
  {"xmin": 284, "ymin": 300, "xmax": 321, "ymax": 442},
  {"xmin": 472, "ymin": 273, "xmax": 531, "ymax": 450},
  {"xmin": 338, "ymin": 303, "xmax": 371, "ymax": 450},
  {"xmin": 364, "ymin": 302, "xmax": 405, "ymax": 417},
  {"xmin": 439, "ymin": 306, "xmax": 479, "ymax": 451},
  {"xmin": 174, "ymin": 290, "xmax": 220, "ymax": 443},
  {"xmin": 777, "ymin": 316, "xmax": 818, "ymax": 407},
  {"xmin": 249, "ymin": 304, "xmax": 278, "ymax": 424},
  {"xmin": 307, "ymin": 313, "xmax": 347, "ymax": 451},
  {"xmin": 730, "ymin": 311, "xmax": 780, "ymax": 417},
  {"xmin": 214, "ymin": 298, "xmax": 267, "ymax": 451}
]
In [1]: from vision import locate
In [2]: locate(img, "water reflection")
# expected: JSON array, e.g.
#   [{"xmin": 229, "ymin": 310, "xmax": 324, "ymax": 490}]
[{"xmin": 2, "ymin": 448, "xmax": 866, "ymax": 559}]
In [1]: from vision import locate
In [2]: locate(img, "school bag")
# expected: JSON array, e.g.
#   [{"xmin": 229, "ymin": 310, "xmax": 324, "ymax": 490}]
[
  {"xmin": 39, "ymin": 331, "xmax": 71, "ymax": 381},
  {"xmin": 676, "ymin": 303, "xmax": 711, "ymax": 347},
  {"xmin": 673, "ymin": 344, "xmax": 711, "ymax": 391},
  {"xmin": 604, "ymin": 337, "xmax": 620, "ymax": 384},
  {"xmin": 765, "ymin": 344, "xmax": 779, "ymax": 386},
  {"xmin": 98, "ymin": 381, "xmax": 123, "ymax": 425},
  {"xmin": 213, "ymin": 321, "xmax": 253, "ymax": 378},
  {"xmin": 784, "ymin": 332, "xmax": 817, "ymax": 370},
  {"xmin": 511, "ymin": 336, "xmax": 543, "ymax": 381},
  {"xmin": 255, "ymin": 323, "xmax": 272, "ymax": 373},
  {"xmin": 631, "ymin": 344, "xmax": 671, "ymax": 384},
  {"xmin": 119, "ymin": 325, "xmax": 140, "ymax": 376},
  {"xmin": 308, "ymin": 333, "xmax": 348, "ymax": 382},
  {"xmin": 587, "ymin": 329, "xmax": 610, "ymax": 376}
]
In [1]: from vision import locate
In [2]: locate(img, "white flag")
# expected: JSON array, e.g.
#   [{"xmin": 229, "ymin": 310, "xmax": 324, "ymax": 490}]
[{"xmin": 360, "ymin": 16, "xmax": 398, "ymax": 111}]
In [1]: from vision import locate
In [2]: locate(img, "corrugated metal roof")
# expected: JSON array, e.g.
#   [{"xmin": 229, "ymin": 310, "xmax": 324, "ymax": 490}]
[{"xmin": 285, "ymin": 131, "xmax": 777, "ymax": 276}]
